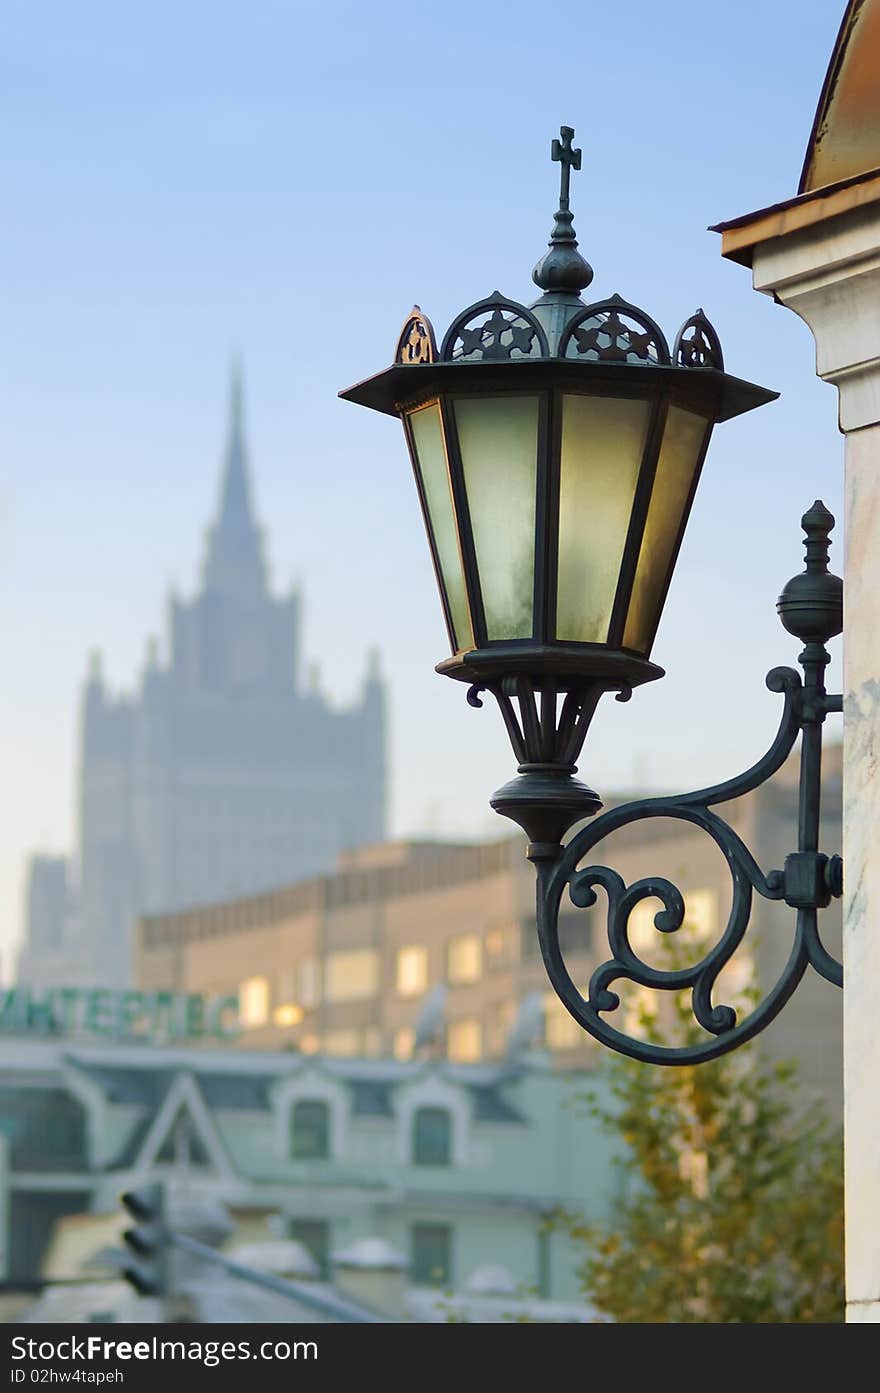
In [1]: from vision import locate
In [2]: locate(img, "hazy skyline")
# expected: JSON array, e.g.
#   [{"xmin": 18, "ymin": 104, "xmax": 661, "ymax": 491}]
[{"xmin": 1, "ymin": 1, "xmax": 846, "ymax": 975}]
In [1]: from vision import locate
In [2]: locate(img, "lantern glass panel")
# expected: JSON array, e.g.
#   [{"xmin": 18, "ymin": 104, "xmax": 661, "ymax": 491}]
[
  {"xmin": 408, "ymin": 402, "xmax": 473, "ymax": 652},
  {"xmin": 556, "ymin": 394, "xmax": 652, "ymax": 643},
  {"xmin": 623, "ymin": 405, "xmax": 711, "ymax": 655},
  {"xmin": 453, "ymin": 395, "xmax": 539, "ymax": 640}
]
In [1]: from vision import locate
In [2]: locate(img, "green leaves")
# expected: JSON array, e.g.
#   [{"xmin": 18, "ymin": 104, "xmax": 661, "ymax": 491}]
[{"xmin": 559, "ymin": 975, "xmax": 844, "ymax": 1323}]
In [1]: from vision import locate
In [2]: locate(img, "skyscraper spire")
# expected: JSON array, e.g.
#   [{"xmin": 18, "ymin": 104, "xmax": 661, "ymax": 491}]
[{"xmin": 202, "ymin": 360, "xmax": 267, "ymax": 596}]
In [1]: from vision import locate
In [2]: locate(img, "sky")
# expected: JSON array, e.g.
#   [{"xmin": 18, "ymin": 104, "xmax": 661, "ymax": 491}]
[{"xmin": 0, "ymin": 0, "xmax": 848, "ymax": 975}]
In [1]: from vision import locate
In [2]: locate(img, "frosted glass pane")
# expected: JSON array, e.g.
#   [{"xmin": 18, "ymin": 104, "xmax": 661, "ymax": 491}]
[
  {"xmin": 409, "ymin": 403, "xmax": 473, "ymax": 652},
  {"xmin": 556, "ymin": 395, "xmax": 651, "ymax": 643},
  {"xmin": 624, "ymin": 405, "xmax": 709, "ymax": 654},
  {"xmin": 454, "ymin": 396, "xmax": 539, "ymax": 640}
]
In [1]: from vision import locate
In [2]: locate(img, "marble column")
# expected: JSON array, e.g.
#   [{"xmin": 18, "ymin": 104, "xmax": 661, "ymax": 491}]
[{"xmin": 748, "ymin": 199, "xmax": 880, "ymax": 1321}]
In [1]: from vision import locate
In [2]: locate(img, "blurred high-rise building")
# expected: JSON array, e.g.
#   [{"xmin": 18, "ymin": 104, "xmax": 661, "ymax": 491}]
[{"xmin": 17, "ymin": 368, "xmax": 387, "ymax": 988}]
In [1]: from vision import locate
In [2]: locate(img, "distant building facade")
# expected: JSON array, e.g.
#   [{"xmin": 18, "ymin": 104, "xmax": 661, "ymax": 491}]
[
  {"xmin": 135, "ymin": 745, "xmax": 843, "ymax": 1115},
  {"xmin": 17, "ymin": 370, "xmax": 387, "ymax": 989},
  {"xmin": 0, "ymin": 1035, "xmax": 619, "ymax": 1306}
]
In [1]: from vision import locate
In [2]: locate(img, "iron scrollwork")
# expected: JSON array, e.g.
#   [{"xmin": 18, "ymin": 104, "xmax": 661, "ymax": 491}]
[
  {"xmin": 516, "ymin": 502, "xmax": 843, "ymax": 1064},
  {"xmin": 395, "ymin": 306, "xmax": 438, "ymax": 365},
  {"xmin": 560, "ymin": 295, "xmax": 671, "ymax": 365},
  {"xmin": 440, "ymin": 293, "xmax": 550, "ymax": 362},
  {"xmin": 673, "ymin": 308, "xmax": 725, "ymax": 370}
]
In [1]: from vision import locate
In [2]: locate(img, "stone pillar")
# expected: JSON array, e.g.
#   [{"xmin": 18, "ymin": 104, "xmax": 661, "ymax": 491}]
[{"xmin": 743, "ymin": 198, "xmax": 880, "ymax": 1321}]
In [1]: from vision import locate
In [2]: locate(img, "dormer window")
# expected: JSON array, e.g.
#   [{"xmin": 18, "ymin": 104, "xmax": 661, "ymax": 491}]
[
  {"xmin": 413, "ymin": 1105, "xmax": 451, "ymax": 1166},
  {"xmin": 290, "ymin": 1099, "xmax": 330, "ymax": 1160}
]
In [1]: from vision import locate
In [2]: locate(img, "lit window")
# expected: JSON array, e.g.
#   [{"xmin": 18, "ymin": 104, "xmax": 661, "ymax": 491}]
[
  {"xmin": 363, "ymin": 1027, "xmax": 382, "ymax": 1057},
  {"xmin": 298, "ymin": 959, "xmax": 321, "ymax": 1009},
  {"xmin": 300, "ymin": 1034, "xmax": 320, "ymax": 1055},
  {"xmin": 627, "ymin": 899, "xmax": 661, "ymax": 953},
  {"xmin": 543, "ymin": 992, "xmax": 583, "ymax": 1051},
  {"xmin": 239, "ymin": 976, "xmax": 269, "ymax": 1028},
  {"xmin": 413, "ymin": 1106, "xmax": 452, "ymax": 1166},
  {"xmin": 684, "ymin": 888, "xmax": 719, "ymax": 940},
  {"xmin": 718, "ymin": 943, "xmax": 754, "ymax": 1008},
  {"xmin": 325, "ymin": 950, "xmax": 379, "ymax": 1003},
  {"xmin": 290, "ymin": 1100, "xmax": 330, "ymax": 1160},
  {"xmin": 273, "ymin": 1003, "xmax": 304, "ymax": 1028},
  {"xmin": 396, "ymin": 946, "xmax": 428, "ymax": 997},
  {"xmin": 447, "ymin": 1019, "xmax": 482, "ymax": 1062},
  {"xmin": 394, "ymin": 1027, "xmax": 415, "ymax": 1060},
  {"xmin": 447, "ymin": 934, "xmax": 482, "ymax": 985}
]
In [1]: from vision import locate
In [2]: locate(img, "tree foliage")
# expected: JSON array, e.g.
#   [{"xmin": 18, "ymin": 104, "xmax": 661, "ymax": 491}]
[{"xmin": 564, "ymin": 989, "xmax": 844, "ymax": 1323}]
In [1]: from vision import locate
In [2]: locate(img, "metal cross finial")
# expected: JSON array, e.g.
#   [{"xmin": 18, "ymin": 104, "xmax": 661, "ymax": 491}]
[
  {"xmin": 533, "ymin": 124, "xmax": 592, "ymax": 296},
  {"xmin": 551, "ymin": 126, "xmax": 581, "ymax": 211}
]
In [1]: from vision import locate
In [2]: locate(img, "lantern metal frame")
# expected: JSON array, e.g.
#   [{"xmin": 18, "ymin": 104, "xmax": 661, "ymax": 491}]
[
  {"xmin": 340, "ymin": 126, "xmax": 844, "ymax": 1066},
  {"xmin": 343, "ymin": 316, "xmax": 774, "ymax": 692}
]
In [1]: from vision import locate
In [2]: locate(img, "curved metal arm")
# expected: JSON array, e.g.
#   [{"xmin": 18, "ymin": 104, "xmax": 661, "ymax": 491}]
[
  {"xmin": 533, "ymin": 657, "xmax": 842, "ymax": 1065},
  {"xmin": 459, "ymin": 502, "xmax": 845, "ymax": 1065}
]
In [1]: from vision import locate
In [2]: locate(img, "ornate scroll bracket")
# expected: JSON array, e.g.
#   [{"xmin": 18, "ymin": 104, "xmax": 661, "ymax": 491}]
[
  {"xmin": 509, "ymin": 501, "xmax": 844, "ymax": 1065},
  {"xmin": 532, "ymin": 663, "xmax": 843, "ymax": 1065}
]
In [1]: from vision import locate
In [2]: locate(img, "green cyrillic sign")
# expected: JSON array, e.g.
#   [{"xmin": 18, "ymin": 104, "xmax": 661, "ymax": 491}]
[{"xmin": 0, "ymin": 988, "xmax": 240, "ymax": 1041}]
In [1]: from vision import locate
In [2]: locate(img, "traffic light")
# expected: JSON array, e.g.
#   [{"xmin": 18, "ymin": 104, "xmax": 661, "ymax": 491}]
[{"xmin": 120, "ymin": 1183, "xmax": 168, "ymax": 1297}]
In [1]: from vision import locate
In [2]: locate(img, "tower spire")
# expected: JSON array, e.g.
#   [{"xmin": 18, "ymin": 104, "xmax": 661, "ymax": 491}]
[
  {"xmin": 218, "ymin": 357, "xmax": 253, "ymax": 532},
  {"xmin": 202, "ymin": 360, "xmax": 267, "ymax": 596}
]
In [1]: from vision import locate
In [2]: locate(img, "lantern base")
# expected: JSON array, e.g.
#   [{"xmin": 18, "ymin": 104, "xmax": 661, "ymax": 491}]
[
  {"xmin": 436, "ymin": 643, "xmax": 663, "ymax": 690},
  {"xmin": 490, "ymin": 769, "xmax": 602, "ymax": 849}
]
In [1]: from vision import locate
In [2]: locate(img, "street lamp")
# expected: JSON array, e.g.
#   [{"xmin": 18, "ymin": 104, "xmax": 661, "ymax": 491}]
[{"xmin": 341, "ymin": 127, "xmax": 843, "ymax": 1065}]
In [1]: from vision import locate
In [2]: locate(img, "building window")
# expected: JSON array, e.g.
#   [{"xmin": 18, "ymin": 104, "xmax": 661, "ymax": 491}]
[
  {"xmin": 297, "ymin": 959, "xmax": 321, "ymax": 1009},
  {"xmin": 394, "ymin": 1027, "xmax": 415, "ymax": 1061},
  {"xmin": 290, "ymin": 1100, "xmax": 330, "ymax": 1159},
  {"xmin": 485, "ymin": 922, "xmax": 516, "ymax": 965},
  {"xmin": 239, "ymin": 976, "xmax": 269, "ymax": 1028},
  {"xmin": 0, "ymin": 1088, "xmax": 87, "ymax": 1172},
  {"xmin": 273, "ymin": 1003, "xmax": 304, "ymax": 1028},
  {"xmin": 627, "ymin": 888, "xmax": 719, "ymax": 969},
  {"xmin": 322, "ymin": 1029, "xmax": 361, "ymax": 1057},
  {"xmin": 411, "ymin": 1223, "xmax": 452, "ymax": 1286},
  {"xmin": 447, "ymin": 934, "xmax": 482, "ymax": 984},
  {"xmin": 543, "ymin": 992, "xmax": 583, "ymax": 1051},
  {"xmin": 557, "ymin": 908, "xmax": 593, "ymax": 957},
  {"xmin": 289, "ymin": 1219, "xmax": 330, "ymax": 1280},
  {"xmin": 521, "ymin": 917, "xmax": 541, "ymax": 960},
  {"xmin": 325, "ymin": 949, "xmax": 379, "ymax": 1003},
  {"xmin": 684, "ymin": 888, "xmax": 719, "ymax": 940},
  {"xmin": 396, "ymin": 945, "xmax": 428, "ymax": 997},
  {"xmin": 413, "ymin": 1106, "xmax": 452, "ymax": 1166},
  {"xmin": 447, "ymin": 1019, "xmax": 482, "ymax": 1062}
]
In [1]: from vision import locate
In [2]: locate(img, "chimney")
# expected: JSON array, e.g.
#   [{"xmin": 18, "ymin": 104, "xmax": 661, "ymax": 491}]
[{"xmin": 332, "ymin": 1238, "xmax": 408, "ymax": 1321}]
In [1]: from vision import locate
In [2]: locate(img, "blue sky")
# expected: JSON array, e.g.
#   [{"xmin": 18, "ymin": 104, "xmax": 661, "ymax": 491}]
[{"xmin": 0, "ymin": 0, "xmax": 847, "ymax": 973}]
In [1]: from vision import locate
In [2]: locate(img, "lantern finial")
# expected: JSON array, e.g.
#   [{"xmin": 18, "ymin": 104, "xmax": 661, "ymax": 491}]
[
  {"xmin": 532, "ymin": 125, "xmax": 594, "ymax": 298},
  {"xmin": 552, "ymin": 126, "xmax": 581, "ymax": 212}
]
